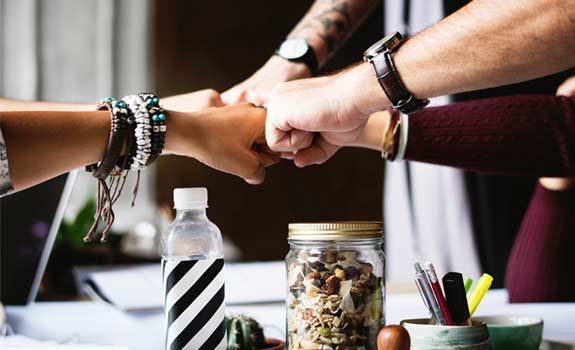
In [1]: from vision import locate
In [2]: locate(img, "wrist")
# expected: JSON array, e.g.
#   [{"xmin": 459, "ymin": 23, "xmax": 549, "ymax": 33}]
[
  {"xmin": 334, "ymin": 62, "xmax": 391, "ymax": 120},
  {"xmin": 268, "ymin": 55, "xmax": 312, "ymax": 81},
  {"xmin": 164, "ymin": 110, "xmax": 204, "ymax": 157},
  {"xmin": 351, "ymin": 111, "xmax": 392, "ymax": 150}
]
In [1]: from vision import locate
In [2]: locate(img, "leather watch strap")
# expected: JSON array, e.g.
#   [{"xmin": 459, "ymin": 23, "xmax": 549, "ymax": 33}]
[{"xmin": 372, "ymin": 51, "xmax": 429, "ymax": 114}]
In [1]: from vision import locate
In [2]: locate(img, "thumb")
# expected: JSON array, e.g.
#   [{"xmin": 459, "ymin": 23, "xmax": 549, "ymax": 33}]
[
  {"xmin": 294, "ymin": 136, "xmax": 340, "ymax": 168},
  {"xmin": 557, "ymin": 76, "xmax": 575, "ymax": 97}
]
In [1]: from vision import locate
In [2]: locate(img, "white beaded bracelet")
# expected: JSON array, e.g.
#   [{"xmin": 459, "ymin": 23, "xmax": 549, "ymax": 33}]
[{"xmin": 123, "ymin": 94, "xmax": 152, "ymax": 170}]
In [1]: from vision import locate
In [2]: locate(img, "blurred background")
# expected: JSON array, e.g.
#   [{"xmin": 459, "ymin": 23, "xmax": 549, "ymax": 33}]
[{"xmin": 0, "ymin": 0, "xmax": 384, "ymax": 301}]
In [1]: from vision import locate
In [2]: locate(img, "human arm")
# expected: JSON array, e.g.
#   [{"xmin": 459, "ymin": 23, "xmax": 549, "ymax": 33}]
[
  {"xmin": 0, "ymin": 103, "xmax": 277, "ymax": 193},
  {"xmin": 345, "ymin": 94, "xmax": 575, "ymax": 177},
  {"xmin": 221, "ymin": 0, "xmax": 379, "ymax": 105},
  {"xmin": 0, "ymin": 89, "xmax": 223, "ymax": 112},
  {"xmin": 266, "ymin": 0, "xmax": 575, "ymax": 161}
]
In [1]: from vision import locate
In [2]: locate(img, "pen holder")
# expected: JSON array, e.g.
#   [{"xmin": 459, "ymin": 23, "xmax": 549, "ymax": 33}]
[{"xmin": 400, "ymin": 319, "xmax": 491, "ymax": 350}]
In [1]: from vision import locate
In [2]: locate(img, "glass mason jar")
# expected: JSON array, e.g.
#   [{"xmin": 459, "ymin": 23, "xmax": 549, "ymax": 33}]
[{"xmin": 286, "ymin": 222, "xmax": 385, "ymax": 350}]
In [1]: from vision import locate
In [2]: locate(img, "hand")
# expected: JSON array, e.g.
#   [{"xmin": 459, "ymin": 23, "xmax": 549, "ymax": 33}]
[
  {"xmin": 266, "ymin": 63, "xmax": 389, "ymax": 167},
  {"xmin": 221, "ymin": 56, "xmax": 311, "ymax": 106},
  {"xmin": 557, "ymin": 76, "xmax": 575, "ymax": 97},
  {"xmin": 539, "ymin": 75, "xmax": 575, "ymax": 191},
  {"xmin": 165, "ymin": 103, "xmax": 280, "ymax": 184},
  {"xmin": 162, "ymin": 89, "xmax": 224, "ymax": 112}
]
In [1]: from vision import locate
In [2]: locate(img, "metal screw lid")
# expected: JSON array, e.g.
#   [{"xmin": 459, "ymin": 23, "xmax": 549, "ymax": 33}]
[{"xmin": 288, "ymin": 221, "xmax": 383, "ymax": 240}]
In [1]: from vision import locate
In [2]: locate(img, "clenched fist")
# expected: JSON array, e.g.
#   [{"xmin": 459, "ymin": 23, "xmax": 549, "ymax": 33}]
[{"xmin": 265, "ymin": 63, "xmax": 390, "ymax": 167}]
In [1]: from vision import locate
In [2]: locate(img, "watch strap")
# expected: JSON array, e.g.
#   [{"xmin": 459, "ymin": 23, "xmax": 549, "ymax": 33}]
[
  {"xmin": 371, "ymin": 51, "xmax": 429, "ymax": 114},
  {"xmin": 275, "ymin": 44, "xmax": 319, "ymax": 76},
  {"xmin": 371, "ymin": 50, "xmax": 429, "ymax": 115}
]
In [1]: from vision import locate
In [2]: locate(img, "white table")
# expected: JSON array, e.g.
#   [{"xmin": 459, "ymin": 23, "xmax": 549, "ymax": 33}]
[{"xmin": 6, "ymin": 290, "xmax": 575, "ymax": 349}]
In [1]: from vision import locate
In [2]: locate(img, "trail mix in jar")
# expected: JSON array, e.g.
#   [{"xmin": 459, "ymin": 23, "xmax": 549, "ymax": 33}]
[{"xmin": 287, "ymin": 251, "xmax": 384, "ymax": 350}]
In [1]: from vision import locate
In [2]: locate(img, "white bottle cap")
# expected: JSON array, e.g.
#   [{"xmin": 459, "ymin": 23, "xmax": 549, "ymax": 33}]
[{"xmin": 173, "ymin": 187, "xmax": 208, "ymax": 209}]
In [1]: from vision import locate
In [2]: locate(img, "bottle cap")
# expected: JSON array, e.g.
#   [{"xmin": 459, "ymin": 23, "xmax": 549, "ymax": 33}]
[{"xmin": 173, "ymin": 187, "xmax": 208, "ymax": 209}]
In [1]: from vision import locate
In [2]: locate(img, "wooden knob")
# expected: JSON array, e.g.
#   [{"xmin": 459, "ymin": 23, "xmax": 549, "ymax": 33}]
[{"xmin": 377, "ymin": 325, "xmax": 411, "ymax": 350}]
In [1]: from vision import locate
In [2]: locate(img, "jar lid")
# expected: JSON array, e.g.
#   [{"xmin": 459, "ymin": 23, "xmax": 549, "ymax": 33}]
[{"xmin": 288, "ymin": 221, "xmax": 383, "ymax": 240}]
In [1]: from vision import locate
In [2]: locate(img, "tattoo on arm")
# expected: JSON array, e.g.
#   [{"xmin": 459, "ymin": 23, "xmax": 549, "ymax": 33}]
[{"xmin": 289, "ymin": 0, "xmax": 379, "ymax": 58}]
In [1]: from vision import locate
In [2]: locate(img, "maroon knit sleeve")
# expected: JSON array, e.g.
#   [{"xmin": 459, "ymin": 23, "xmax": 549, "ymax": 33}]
[{"xmin": 404, "ymin": 95, "xmax": 575, "ymax": 177}]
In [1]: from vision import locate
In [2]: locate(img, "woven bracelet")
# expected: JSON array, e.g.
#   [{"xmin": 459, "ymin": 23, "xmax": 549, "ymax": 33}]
[{"xmin": 84, "ymin": 97, "xmax": 129, "ymax": 243}]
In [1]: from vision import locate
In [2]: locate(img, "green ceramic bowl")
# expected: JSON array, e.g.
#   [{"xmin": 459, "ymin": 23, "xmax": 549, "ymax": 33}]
[{"xmin": 473, "ymin": 316, "xmax": 543, "ymax": 350}]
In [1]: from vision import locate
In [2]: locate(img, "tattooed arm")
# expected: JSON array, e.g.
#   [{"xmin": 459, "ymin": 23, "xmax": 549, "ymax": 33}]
[
  {"xmin": 288, "ymin": 0, "xmax": 379, "ymax": 66},
  {"xmin": 221, "ymin": 0, "xmax": 379, "ymax": 105}
]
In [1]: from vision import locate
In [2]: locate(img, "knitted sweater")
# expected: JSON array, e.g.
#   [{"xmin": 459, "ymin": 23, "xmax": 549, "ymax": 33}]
[{"xmin": 405, "ymin": 94, "xmax": 575, "ymax": 177}]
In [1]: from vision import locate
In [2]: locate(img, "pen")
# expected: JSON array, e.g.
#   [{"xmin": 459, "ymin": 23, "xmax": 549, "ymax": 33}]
[
  {"xmin": 442, "ymin": 272, "xmax": 471, "ymax": 325},
  {"xmin": 463, "ymin": 277, "xmax": 473, "ymax": 294},
  {"xmin": 467, "ymin": 273, "xmax": 493, "ymax": 316},
  {"xmin": 414, "ymin": 275, "xmax": 437, "ymax": 324},
  {"xmin": 414, "ymin": 262, "xmax": 447, "ymax": 325},
  {"xmin": 424, "ymin": 262, "xmax": 455, "ymax": 325}
]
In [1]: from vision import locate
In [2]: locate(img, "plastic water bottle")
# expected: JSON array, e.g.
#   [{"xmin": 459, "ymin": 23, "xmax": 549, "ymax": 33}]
[{"xmin": 161, "ymin": 188, "xmax": 226, "ymax": 350}]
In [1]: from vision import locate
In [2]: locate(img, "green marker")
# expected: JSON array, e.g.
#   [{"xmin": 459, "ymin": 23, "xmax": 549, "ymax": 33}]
[{"xmin": 463, "ymin": 277, "xmax": 473, "ymax": 294}]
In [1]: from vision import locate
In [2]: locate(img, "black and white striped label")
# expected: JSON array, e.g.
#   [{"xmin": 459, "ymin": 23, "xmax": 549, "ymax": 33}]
[{"xmin": 162, "ymin": 258, "xmax": 226, "ymax": 350}]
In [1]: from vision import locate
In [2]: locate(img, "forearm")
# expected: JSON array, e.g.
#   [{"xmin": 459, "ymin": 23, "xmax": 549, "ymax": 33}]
[
  {"xmin": 288, "ymin": 0, "xmax": 379, "ymax": 66},
  {"xmin": 0, "ymin": 98, "xmax": 93, "ymax": 111},
  {"xmin": 0, "ymin": 109, "xmax": 198, "ymax": 191},
  {"xmin": 356, "ymin": 95, "xmax": 575, "ymax": 177},
  {"xmin": 395, "ymin": 0, "xmax": 575, "ymax": 100},
  {"xmin": 1, "ymin": 110, "xmax": 109, "ymax": 191},
  {"xmin": 338, "ymin": 0, "xmax": 575, "ymax": 116}
]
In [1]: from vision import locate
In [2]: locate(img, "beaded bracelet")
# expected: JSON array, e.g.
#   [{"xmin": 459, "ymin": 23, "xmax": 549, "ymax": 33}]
[
  {"xmin": 123, "ymin": 94, "xmax": 152, "ymax": 170},
  {"xmin": 139, "ymin": 93, "xmax": 167, "ymax": 165},
  {"xmin": 84, "ymin": 93, "xmax": 166, "ymax": 243}
]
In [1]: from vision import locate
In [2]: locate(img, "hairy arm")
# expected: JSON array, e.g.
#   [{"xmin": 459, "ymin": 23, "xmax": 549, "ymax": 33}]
[
  {"xmin": 345, "ymin": 0, "xmax": 575, "ymax": 116},
  {"xmin": 395, "ymin": 0, "xmax": 575, "ymax": 99},
  {"xmin": 288, "ymin": 0, "xmax": 380, "ymax": 66}
]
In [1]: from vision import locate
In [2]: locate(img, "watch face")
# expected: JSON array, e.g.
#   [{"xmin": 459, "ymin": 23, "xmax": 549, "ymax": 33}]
[
  {"xmin": 364, "ymin": 32, "xmax": 402, "ymax": 60},
  {"xmin": 278, "ymin": 39, "xmax": 309, "ymax": 60}
]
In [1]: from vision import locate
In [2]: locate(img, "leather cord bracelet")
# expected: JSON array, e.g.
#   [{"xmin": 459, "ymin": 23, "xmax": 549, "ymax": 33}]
[
  {"xmin": 86, "ymin": 99, "xmax": 129, "ymax": 179},
  {"xmin": 83, "ymin": 94, "xmax": 166, "ymax": 243},
  {"xmin": 84, "ymin": 98, "xmax": 129, "ymax": 243}
]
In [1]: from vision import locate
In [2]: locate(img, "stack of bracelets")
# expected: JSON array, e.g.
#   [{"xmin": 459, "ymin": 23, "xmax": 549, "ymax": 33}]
[{"xmin": 84, "ymin": 93, "xmax": 167, "ymax": 242}]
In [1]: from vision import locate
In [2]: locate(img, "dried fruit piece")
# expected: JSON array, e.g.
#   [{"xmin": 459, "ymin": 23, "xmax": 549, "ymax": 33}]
[{"xmin": 324, "ymin": 275, "xmax": 341, "ymax": 295}]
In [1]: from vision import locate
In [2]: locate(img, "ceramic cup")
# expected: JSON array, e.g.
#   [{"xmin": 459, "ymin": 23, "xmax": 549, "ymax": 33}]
[
  {"xmin": 473, "ymin": 315, "xmax": 543, "ymax": 350},
  {"xmin": 400, "ymin": 318, "xmax": 491, "ymax": 350}
]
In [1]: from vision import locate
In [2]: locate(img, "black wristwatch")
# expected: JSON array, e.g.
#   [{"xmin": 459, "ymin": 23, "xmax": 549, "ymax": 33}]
[
  {"xmin": 363, "ymin": 32, "xmax": 429, "ymax": 115},
  {"xmin": 275, "ymin": 38, "xmax": 318, "ymax": 76}
]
